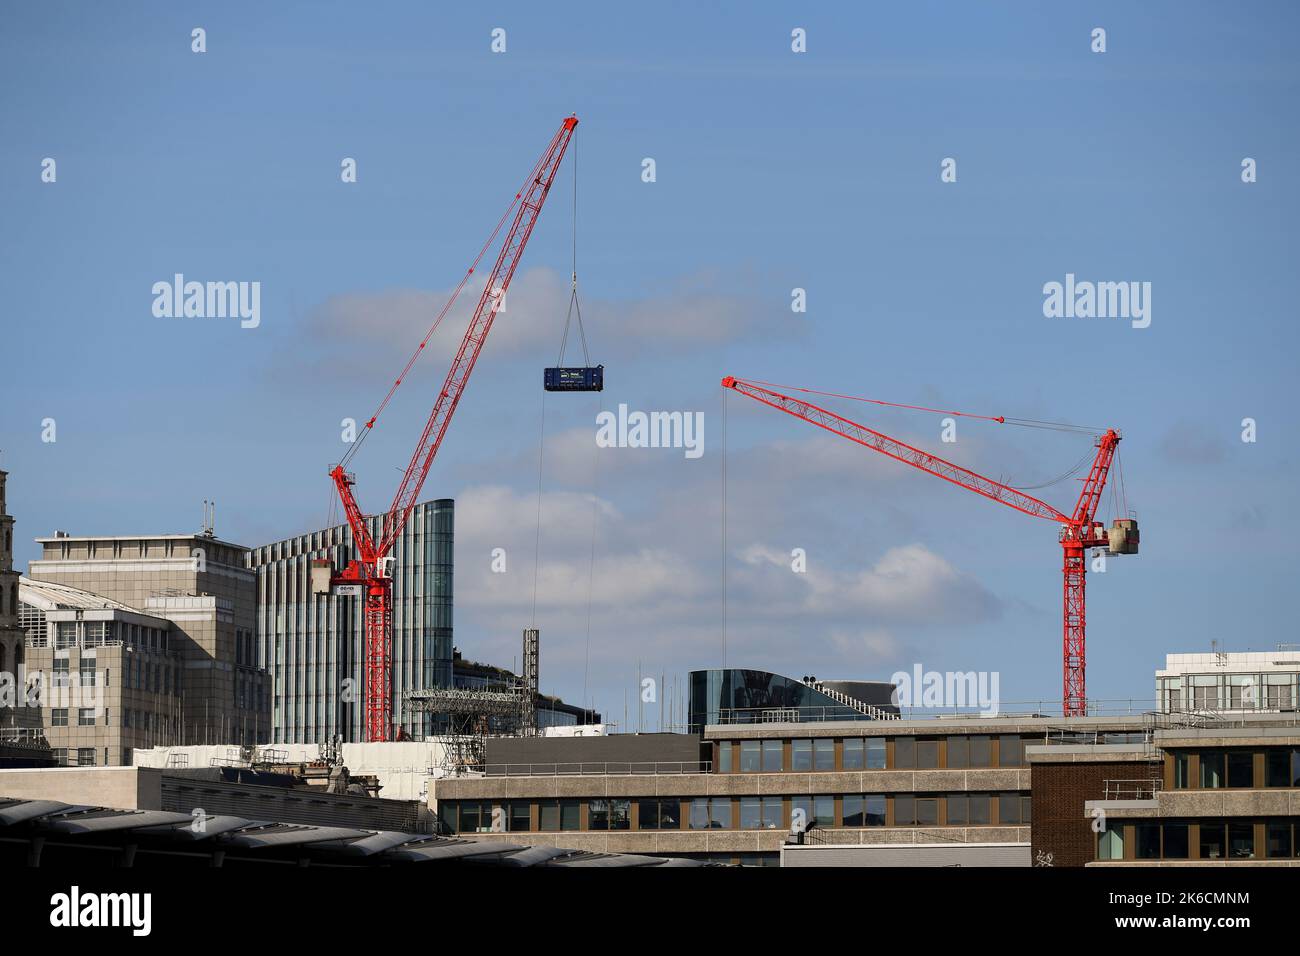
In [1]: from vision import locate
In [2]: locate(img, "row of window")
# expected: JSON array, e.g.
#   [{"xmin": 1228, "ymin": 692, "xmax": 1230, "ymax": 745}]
[
  {"xmin": 50, "ymin": 747, "xmax": 104, "ymax": 766},
  {"xmin": 1098, "ymin": 819, "xmax": 1300, "ymax": 861},
  {"xmin": 716, "ymin": 734, "xmax": 1033, "ymax": 773},
  {"xmin": 1171, "ymin": 748, "xmax": 1300, "ymax": 790},
  {"xmin": 49, "ymin": 706, "xmax": 174, "ymax": 736},
  {"xmin": 441, "ymin": 792, "xmax": 1032, "ymax": 834}
]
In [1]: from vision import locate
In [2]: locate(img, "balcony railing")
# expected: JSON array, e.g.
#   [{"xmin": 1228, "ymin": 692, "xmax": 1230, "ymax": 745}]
[
  {"xmin": 1102, "ymin": 778, "xmax": 1162, "ymax": 800},
  {"xmin": 455, "ymin": 760, "xmax": 711, "ymax": 777}
]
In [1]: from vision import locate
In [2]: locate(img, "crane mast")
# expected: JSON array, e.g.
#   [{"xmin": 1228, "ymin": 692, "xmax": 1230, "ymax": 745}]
[
  {"xmin": 722, "ymin": 376, "xmax": 1132, "ymax": 717},
  {"xmin": 331, "ymin": 116, "xmax": 578, "ymax": 742}
]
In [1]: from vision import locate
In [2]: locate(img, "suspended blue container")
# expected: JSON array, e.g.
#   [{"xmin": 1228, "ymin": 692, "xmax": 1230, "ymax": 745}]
[{"xmin": 544, "ymin": 365, "xmax": 604, "ymax": 392}]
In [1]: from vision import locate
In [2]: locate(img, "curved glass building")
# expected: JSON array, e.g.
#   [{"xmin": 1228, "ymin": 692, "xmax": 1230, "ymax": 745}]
[{"xmin": 689, "ymin": 668, "xmax": 897, "ymax": 731}]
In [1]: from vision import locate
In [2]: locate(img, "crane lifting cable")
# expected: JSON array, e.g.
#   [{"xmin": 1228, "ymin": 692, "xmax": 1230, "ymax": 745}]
[{"xmin": 544, "ymin": 134, "xmax": 603, "ymax": 392}]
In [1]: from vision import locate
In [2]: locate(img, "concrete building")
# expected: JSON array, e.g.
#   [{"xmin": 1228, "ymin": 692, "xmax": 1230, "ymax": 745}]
[
  {"xmin": 247, "ymin": 500, "xmax": 453, "ymax": 743},
  {"xmin": 1157, "ymin": 648, "xmax": 1300, "ymax": 713},
  {"xmin": 0, "ymin": 469, "xmax": 36, "ymax": 737},
  {"xmin": 25, "ymin": 531, "xmax": 268, "ymax": 746},
  {"xmin": 427, "ymin": 668, "xmax": 1163, "ymax": 865},
  {"xmin": 19, "ymin": 578, "xmax": 182, "ymax": 766},
  {"xmin": 1070, "ymin": 715, "xmax": 1300, "ymax": 866}
]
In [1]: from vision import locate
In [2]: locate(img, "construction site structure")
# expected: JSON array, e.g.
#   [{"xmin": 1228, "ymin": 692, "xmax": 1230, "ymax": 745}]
[{"xmin": 722, "ymin": 376, "xmax": 1139, "ymax": 717}]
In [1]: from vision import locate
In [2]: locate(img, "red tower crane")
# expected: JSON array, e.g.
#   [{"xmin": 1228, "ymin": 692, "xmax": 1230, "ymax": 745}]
[
  {"xmin": 329, "ymin": 116, "xmax": 578, "ymax": 741},
  {"xmin": 721, "ymin": 376, "xmax": 1138, "ymax": 717}
]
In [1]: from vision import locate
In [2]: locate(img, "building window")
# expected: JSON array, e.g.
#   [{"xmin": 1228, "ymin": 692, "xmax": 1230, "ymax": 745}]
[
  {"xmin": 717, "ymin": 742, "xmax": 732, "ymax": 773},
  {"xmin": 1199, "ymin": 751, "xmax": 1226, "ymax": 788},
  {"xmin": 1226, "ymin": 751, "xmax": 1254, "ymax": 789},
  {"xmin": 866, "ymin": 738, "xmax": 886, "ymax": 769},
  {"xmin": 1199, "ymin": 822, "xmax": 1226, "ymax": 860},
  {"xmin": 917, "ymin": 739, "xmax": 939, "ymax": 769},
  {"xmin": 998, "ymin": 735, "xmax": 1027, "ymax": 767},
  {"xmin": 947, "ymin": 793, "xmax": 990, "ymax": 826},
  {"xmin": 1174, "ymin": 752, "xmax": 1190, "ymax": 788},
  {"xmin": 761, "ymin": 739, "xmax": 782, "ymax": 772},
  {"xmin": 79, "ymin": 660, "xmax": 97, "ymax": 686},
  {"xmin": 690, "ymin": 797, "xmax": 731, "ymax": 830},
  {"xmin": 77, "ymin": 708, "xmax": 96, "ymax": 726},
  {"xmin": 509, "ymin": 802, "xmax": 530, "ymax": 832},
  {"xmin": 842, "ymin": 738, "xmax": 864, "ymax": 770},
  {"xmin": 539, "ymin": 801, "xmax": 561, "ymax": 832},
  {"xmin": 894, "ymin": 737, "xmax": 915, "ymax": 768},
  {"xmin": 1134, "ymin": 823, "xmax": 1161, "ymax": 860},
  {"xmin": 1265, "ymin": 748, "xmax": 1300, "ymax": 788},
  {"xmin": 638, "ymin": 798, "xmax": 680, "ymax": 830},
  {"xmin": 842, "ymin": 794, "xmax": 886, "ymax": 827},
  {"xmin": 76, "ymin": 748, "xmax": 95, "ymax": 767},
  {"xmin": 1265, "ymin": 822, "xmax": 1293, "ymax": 859},
  {"xmin": 1163, "ymin": 823, "xmax": 1189, "ymax": 859},
  {"xmin": 589, "ymin": 799, "xmax": 630, "ymax": 831},
  {"xmin": 998, "ymin": 792, "xmax": 1029, "ymax": 825},
  {"xmin": 791, "ymin": 739, "xmax": 812, "ymax": 771},
  {"xmin": 51, "ymin": 748, "xmax": 68, "ymax": 766},
  {"xmin": 1227, "ymin": 822, "xmax": 1255, "ymax": 859},
  {"xmin": 51, "ymin": 708, "xmax": 68, "ymax": 726},
  {"xmin": 1098, "ymin": 827, "xmax": 1124, "ymax": 860},
  {"xmin": 895, "ymin": 796, "xmax": 939, "ymax": 827},
  {"xmin": 53, "ymin": 658, "xmax": 70, "ymax": 687},
  {"xmin": 814, "ymin": 738, "xmax": 835, "ymax": 771},
  {"xmin": 948, "ymin": 736, "xmax": 969, "ymax": 768},
  {"xmin": 739, "ymin": 740, "xmax": 761, "ymax": 773}
]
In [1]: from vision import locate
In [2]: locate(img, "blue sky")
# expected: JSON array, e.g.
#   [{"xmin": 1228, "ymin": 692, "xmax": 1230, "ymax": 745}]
[{"xmin": 2, "ymin": 2, "xmax": 1297, "ymax": 723}]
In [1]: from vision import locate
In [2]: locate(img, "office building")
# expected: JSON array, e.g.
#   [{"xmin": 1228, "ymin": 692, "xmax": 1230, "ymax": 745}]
[{"xmin": 246, "ymin": 500, "xmax": 453, "ymax": 743}]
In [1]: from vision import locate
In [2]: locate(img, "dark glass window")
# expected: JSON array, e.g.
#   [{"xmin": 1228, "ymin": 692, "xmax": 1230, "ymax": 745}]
[
  {"xmin": 590, "ymin": 799, "xmax": 627, "ymax": 830},
  {"xmin": 718, "ymin": 742, "xmax": 732, "ymax": 773},
  {"xmin": 739, "ymin": 740, "xmax": 761, "ymax": 772},
  {"xmin": 842, "ymin": 738, "xmax": 864, "ymax": 770},
  {"xmin": 998, "ymin": 735, "xmax": 1026, "ymax": 767},
  {"xmin": 1227, "ymin": 751, "xmax": 1254, "ymax": 789},
  {"xmin": 1135, "ymin": 823, "xmax": 1161, "ymax": 859},
  {"xmin": 791, "ymin": 739, "xmax": 812, "ymax": 771},
  {"xmin": 842, "ymin": 795, "xmax": 865, "ymax": 827},
  {"xmin": 762, "ymin": 740, "xmax": 783, "ymax": 772},
  {"xmin": 948, "ymin": 736, "xmax": 969, "ymax": 768},
  {"xmin": 1199, "ymin": 751, "xmax": 1225, "ymax": 788},
  {"xmin": 864, "ymin": 794, "xmax": 885, "ymax": 827},
  {"xmin": 1265, "ymin": 749, "xmax": 1289, "ymax": 787},
  {"xmin": 917, "ymin": 739, "xmax": 940, "ymax": 769},
  {"xmin": 948, "ymin": 794, "xmax": 968, "ymax": 825},
  {"xmin": 998, "ymin": 792, "xmax": 1027, "ymax": 825},
  {"xmin": 894, "ymin": 737, "xmax": 915, "ymax": 769},
  {"xmin": 1265, "ymin": 822, "xmax": 1293, "ymax": 859},
  {"xmin": 639, "ymin": 798, "xmax": 659, "ymax": 829},
  {"xmin": 658, "ymin": 799, "xmax": 680, "ymax": 830},
  {"xmin": 560, "ymin": 800, "xmax": 580, "ymax": 831},
  {"xmin": 459, "ymin": 802, "xmax": 483, "ymax": 833},
  {"xmin": 1228, "ymin": 822, "xmax": 1255, "ymax": 859},
  {"xmin": 916, "ymin": 798, "xmax": 938, "ymax": 826},
  {"xmin": 1199, "ymin": 822, "xmax": 1226, "ymax": 860},
  {"xmin": 895, "ymin": 795, "xmax": 914, "ymax": 826},
  {"xmin": 1162, "ymin": 823, "xmax": 1189, "ymax": 859},
  {"xmin": 740, "ymin": 797, "xmax": 762, "ymax": 830},
  {"xmin": 970, "ymin": 735, "xmax": 991, "ymax": 767},
  {"xmin": 1174, "ymin": 752, "xmax": 1190, "ymax": 788},
  {"xmin": 540, "ymin": 801, "xmax": 561, "ymax": 831},
  {"xmin": 866, "ymin": 738, "xmax": 886, "ymax": 769},
  {"xmin": 441, "ymin": 802, "xmax": 459, "ymax": 833},
  {"xmin": 509, "ymin": 802, "xmax": 530, "ymax": 832}
]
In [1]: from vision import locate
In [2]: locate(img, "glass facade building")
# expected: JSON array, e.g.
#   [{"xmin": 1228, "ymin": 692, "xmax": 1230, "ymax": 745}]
[
  {"xmin": 248, "ymin": 499, "xmax": 453, "ymax": 743},
  {"xmin": 689, "ymin": 668, "xmax": 895, "ymax": 730}
]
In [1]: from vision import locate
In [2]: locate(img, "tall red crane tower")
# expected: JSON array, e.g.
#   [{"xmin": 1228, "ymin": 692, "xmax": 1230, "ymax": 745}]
[
  {"xmin": 330, "ymin": 116, "xmax": 578, "ymax": 741},
  {"xmin": 721, "ymin": 376, "xmax": 1139, "ymax": 717}
]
